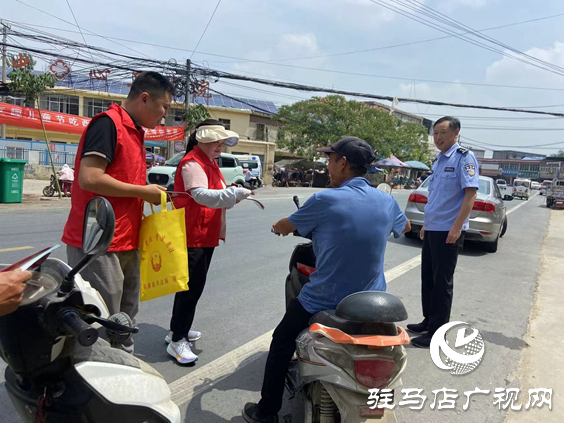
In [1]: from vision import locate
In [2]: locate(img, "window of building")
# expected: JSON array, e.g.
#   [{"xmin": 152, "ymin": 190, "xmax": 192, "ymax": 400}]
[
  {"xmin": 218, "ymin": 118, "xmax": 231, "ymax": 130},
  {"xmin": 531, "ymin": 165, "xmax": 540, "ymax": 172},
  {"xmin": 5, "ymin": 97, "xmax": 35, "ymax": 108},
  {"xmin": 40, "ymin": 94, "xmax": 80, "ymax": 115},
  {"xmin": 519, "ymin": 164, "xmax": 530, "ymax": 171},
  {"xmin": 83, "ymin": 98, "xmax": 118, "ymax": 118},
  {"xmin": 256, "ymin": 123, "xmax": 267, "ymax": 141},
  {"xmin": 165, "ymin": 108, "xmax": 185, "ymax": 126},
  {"xmin": 6, "ymin": 147, "xmax": 25, "ymax": 159}
]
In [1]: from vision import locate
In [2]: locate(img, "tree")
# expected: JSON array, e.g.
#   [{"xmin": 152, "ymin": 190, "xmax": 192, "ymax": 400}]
[
  {"xmin": 182, "ymin": 103, "xmax": 211, "ymax": 132},
  {"xmin": 8, "ymin": 54, "xmax": 62, "ymax": 198},
  {"xmin": 549, "ymin": 149, "xmax": 564, "ymax": 157},
  {"xmin": 275, "ymin": 95, "xmax": 431, "ymax": 164}
]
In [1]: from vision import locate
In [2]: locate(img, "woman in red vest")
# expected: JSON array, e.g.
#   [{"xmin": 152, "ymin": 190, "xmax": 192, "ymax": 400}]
[{"xmin": 167, "ymin": 119, "xmax": 252, "ymax": 364}]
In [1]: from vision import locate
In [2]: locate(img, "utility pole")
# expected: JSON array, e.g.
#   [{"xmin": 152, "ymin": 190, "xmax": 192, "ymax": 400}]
[
  {"xmin": 1, "ymin": 20, "xmax": 9, "ymax": 139},
  {"xmin": 174, "ymin": 58, "xmax": 191, "ymax": 159}
]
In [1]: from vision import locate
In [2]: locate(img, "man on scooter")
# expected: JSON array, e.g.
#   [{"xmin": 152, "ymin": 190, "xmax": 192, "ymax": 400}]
[{"xmin": 243, "ymin": 137, "xmax": 411, "ymax": 423}]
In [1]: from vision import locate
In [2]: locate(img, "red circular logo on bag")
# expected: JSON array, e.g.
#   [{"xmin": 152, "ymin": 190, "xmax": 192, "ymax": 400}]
[{"xmin": 151, "ymin": 252, "xmax": 162, "ymax": 272}]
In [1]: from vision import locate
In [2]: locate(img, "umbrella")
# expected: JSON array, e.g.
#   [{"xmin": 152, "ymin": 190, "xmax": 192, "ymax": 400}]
[
  {"xmin": 404, "ymin": 160, "xmax": 430, "ymax": 171},
  {"xmin": 375, "ymin": 155, "xmax": 410, "ymax": 168},
  {"xmin": 368, "ymin": 165, "xmax": 384, "ymax": 173},
  {"xmin": 146, "ymin": 152, "xmax": 165, "ymax": 163}
]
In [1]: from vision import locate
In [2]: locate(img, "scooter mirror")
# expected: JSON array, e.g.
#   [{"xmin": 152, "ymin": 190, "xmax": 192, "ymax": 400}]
[
  {"xmin": 83, "ymin": 197, "xmax": 115, "ymax": 255},
  {"xmin": 293, "ymin": 195, "xmax": 300, "ymax": 209}
]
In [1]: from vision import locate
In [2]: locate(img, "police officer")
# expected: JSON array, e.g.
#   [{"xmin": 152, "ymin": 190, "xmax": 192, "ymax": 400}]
[{"xmin": 407, "ymin": 116, "xmax": 479, "ymax": 348}]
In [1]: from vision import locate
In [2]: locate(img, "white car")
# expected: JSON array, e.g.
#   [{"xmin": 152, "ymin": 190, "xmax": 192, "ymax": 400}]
[
  {"xmin": 147, "ymin": 152, "xmax": 246, "ymax": 191},
  {"xmin": 531, "ymin": 182, "xmax": 542, "ymax": 190}
]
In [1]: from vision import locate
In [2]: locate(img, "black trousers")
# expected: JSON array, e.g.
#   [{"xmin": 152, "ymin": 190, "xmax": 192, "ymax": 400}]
[
  {"xmin": 421, "ymin": 231, "xmax": 465, "ymax": 334},
  {"xmin": 258, "ymin": 299, "xmax": 313, "ymax": 416},
  {"xmin": 170, "ymin": 247, "xmax": 215, "ymax": 342}
]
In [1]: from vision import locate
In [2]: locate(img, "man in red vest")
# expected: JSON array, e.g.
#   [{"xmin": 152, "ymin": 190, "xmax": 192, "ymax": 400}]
[{"xmin": 62, "ymin": 71, "xmax": 174, "ymax": 353}]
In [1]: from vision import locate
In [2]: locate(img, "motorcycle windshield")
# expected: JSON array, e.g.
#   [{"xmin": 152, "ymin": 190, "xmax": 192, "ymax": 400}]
[
  {"xmin": 19, "ymin": 271, "xmax": 59, "ymax": 306},
  {"xmin": 1, "ymin": 245, "xmax": 60, "ymax": 273}
]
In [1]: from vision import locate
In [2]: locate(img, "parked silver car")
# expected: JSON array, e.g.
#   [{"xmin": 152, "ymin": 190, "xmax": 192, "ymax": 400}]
[{"xmin": 404, "ymin": 175, "xmax": 511, "ymax": 253}]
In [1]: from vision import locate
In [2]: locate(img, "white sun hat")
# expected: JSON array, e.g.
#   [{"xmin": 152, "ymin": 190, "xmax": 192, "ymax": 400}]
[{"xmin": 195, "ymin": 124, "xmax": 239, "ymax": 147}]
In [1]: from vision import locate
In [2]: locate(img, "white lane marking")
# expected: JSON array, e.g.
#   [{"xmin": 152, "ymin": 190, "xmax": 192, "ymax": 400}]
[
  {"xmin": 506, "ymin": 193, "xmax": 538, "ymax": 216},
  {"xmin": 168, "ymin": 254, "xmax": 421, "ymax": 406}
]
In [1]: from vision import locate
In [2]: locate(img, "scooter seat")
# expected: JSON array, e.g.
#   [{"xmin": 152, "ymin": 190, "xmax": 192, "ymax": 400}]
[
  {"xmin": 308, "ymin": 291, "xmax": 408, "ymax": 336},
  {"xmin": 309, "ymin": 310, "xmax": 398, "ymax": 336}
]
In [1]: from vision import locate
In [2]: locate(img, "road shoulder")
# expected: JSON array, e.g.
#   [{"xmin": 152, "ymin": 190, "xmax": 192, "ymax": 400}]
[{"xmin": 505, "ymin": 209, "xmax": 564, "ymax": 422}]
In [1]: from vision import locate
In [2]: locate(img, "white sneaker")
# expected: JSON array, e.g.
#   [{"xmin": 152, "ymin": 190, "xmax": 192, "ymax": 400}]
[
  {"xmin": 167, "ymin": 339, "xmax": 198, "ymax": 364},
  {"xmin": 165, "ymin": 330, "xmax": 201, "ymax": 344}
]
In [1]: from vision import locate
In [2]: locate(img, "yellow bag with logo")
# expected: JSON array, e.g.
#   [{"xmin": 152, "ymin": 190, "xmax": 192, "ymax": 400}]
[{"xmin": 140, "ymin": 191, "xmax": 189, "ymax": 302}]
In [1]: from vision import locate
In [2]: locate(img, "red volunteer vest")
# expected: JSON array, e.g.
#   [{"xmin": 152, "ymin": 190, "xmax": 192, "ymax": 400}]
[
  {"xmin": 62, "ymin": 104, "xmax": 146, "ymax": 252},
  {"xmin": 173, "ymin": 146, "xmax": 226, "ymax": 248}
]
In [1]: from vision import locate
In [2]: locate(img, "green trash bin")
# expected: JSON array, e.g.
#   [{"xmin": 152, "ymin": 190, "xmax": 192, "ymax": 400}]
[{"xmin": 0, "ymin": 158, "xmax": 27, "ymax": 203}]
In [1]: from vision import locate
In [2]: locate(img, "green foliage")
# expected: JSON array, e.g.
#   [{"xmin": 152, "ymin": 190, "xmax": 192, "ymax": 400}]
[
  {"xmin": 8, "ymin": 54, "xmax": 57, "ymax": 104},
  {"xmin": 182, "ymin": 104, "xmax": 211, "ymax": 131},
  {"xmin": 275, "ymin": 95, "xmax": 432, "ymax": 164}
]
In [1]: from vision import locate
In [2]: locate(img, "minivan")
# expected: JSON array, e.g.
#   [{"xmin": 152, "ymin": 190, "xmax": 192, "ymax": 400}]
[
  {"xmin": 147, "ymin": 152, "xmax": 246, "ymax": 191},
  {"xmin": 513, "ymin": 178, "xmax": 531, "ymax": 200}
]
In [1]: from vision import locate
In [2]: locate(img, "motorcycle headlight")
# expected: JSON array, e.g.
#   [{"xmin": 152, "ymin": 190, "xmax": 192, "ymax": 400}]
[{"xmin": 172, "ymin": 171, "xmax": 176, "ymax": 178}]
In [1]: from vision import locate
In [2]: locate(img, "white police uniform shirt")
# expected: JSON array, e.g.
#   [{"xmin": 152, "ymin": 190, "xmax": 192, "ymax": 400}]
[{"xmin": 424, "ymin": 143, "xmax": 480, "ymax": 231}]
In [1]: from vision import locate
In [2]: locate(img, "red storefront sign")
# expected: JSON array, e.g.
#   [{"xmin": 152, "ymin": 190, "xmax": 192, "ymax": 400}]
[{"xmin": 0, "ymin": 102, "xmax": 185, "ymax": 141}]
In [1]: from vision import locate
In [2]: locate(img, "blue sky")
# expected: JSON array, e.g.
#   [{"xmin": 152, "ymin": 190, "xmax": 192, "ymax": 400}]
[{"xmin": 4, "ymin": 0, "xmax": 564, "ymax": 156}]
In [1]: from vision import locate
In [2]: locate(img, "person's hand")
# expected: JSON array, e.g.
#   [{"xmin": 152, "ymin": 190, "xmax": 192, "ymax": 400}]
[
  {"xmin": 140, "ymin": 184, "xmax": 167, "ymax": 205},
  {"xmin": 0, "ymin": 270, "xmax": 31, "ymax": 316},
  {"xmin": 446, "ymin": 226, "xmax": 462, "ymax": 244},
  {"xmin": 419, "ymin": 226, "xmax": 425, "ymax": 240}
]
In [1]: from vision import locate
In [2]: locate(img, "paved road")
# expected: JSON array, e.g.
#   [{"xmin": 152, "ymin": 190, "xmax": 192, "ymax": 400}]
[{"xmin": 0, "ymin": 188, "xmax": 550, "ymax": 422}]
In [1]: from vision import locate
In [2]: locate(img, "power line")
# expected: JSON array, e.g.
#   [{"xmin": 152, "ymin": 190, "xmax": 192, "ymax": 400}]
[
  {"xmin": 195, "ymin": 66, "xmax": 564, "ymax": 117},
  {"xmin": 365, "ymin": 0, "xmax": 564, "ymax": 77},
  {"xmin": 64, "ymin": 0, "xmax": 93, "ymax": 62},
  {"xmin": 6, "ymin": 18, "xmax": 564, "ymax": 92},
  {"xmin": 263, "ymin": 12, "xmax": 564, "ymax": 62},
  {"xmin": 190, "ymin": 0, "xmax": 223, "ymax": 60},
  {"xmin": 460, "ymin": 135, "xmax": 564, "ymax": 149},
  {"xmin": 14, "ymin": 0, "xmax": 152, "ymax": 59}
]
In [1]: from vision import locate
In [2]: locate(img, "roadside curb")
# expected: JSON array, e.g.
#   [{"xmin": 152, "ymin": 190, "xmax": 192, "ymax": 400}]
[{"xmin": 504, "ymin": 210, "xmax": 563, "ymax": 422}]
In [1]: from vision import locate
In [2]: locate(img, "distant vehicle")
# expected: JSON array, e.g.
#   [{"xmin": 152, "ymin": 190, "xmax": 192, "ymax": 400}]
[
  {"xmin": 540, "ymin": 180, "xmax": 552, "ymax": 196},
  {"xmin": 147, "ymin": 152, "xmax": 245, "ymax": 191},
  {"xmin": 513, "ymin": 178, "xmax": 532, "ymax": 200},
  {"xmin": 496, "ymin": 179, "xmax": 507, "ymax": 186},
  {"xmin": 547, "ymin": 179, "xmax": 564, "ymax": 208},
  {"xmin": 404, "ymin": 175, "xmax": 511, "ymax": 253},
  {"xmin": 232, "ymin": 154, "xmax": 263, "ymax": 179},
  {"xmin": 531, "ymin": 182, "xmax": 542, "ymax": 190}
]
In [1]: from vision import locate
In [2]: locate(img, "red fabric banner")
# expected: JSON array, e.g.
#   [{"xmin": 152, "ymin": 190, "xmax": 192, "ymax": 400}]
[{"xmin": 0, "ymin": 102, "xmax": 186, "ymax": 141}]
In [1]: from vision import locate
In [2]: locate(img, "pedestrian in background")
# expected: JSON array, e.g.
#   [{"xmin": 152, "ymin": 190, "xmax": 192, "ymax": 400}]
[
  {"xmin": 166, "ymin": 119, "xmax": 252, "ymax": 364},
  {"xmin": 58, "ymin": 164, "xmax": 74, "ymax": 197},
  {"xmin": 407, "ymin": 116, "xmax": 479, "ymax": 348}
]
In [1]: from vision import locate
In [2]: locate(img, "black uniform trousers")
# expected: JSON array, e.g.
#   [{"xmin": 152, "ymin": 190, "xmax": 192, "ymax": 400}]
[
  {"xmin": 258, "ymin": 299, "xmax": 313, "ymax": 416},
  {"xmin": 421, "ymin": 231, "xmax": 465, "ymax": 334},
  {"xmin": 170, "ymin": 247, "xmax": 215, "ymax": 343}
]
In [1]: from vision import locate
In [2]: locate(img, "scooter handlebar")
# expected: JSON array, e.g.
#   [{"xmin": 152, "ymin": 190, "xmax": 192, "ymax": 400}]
[{"xmin": 57, "ymin": 308, "xmax": 99, "ymax": 347}]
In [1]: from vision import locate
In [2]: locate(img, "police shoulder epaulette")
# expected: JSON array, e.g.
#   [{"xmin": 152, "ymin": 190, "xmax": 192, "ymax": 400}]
[{"xmin": 457, "ymin": 147, "xmax": 469, "ymax": 154}]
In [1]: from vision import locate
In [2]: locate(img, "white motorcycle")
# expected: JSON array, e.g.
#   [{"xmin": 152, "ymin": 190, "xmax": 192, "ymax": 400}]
[
  {"xmin": 284, "ymin": 196, "xmax": 410, "ymax": 423},
  {"xmin": 0, "ymin": 197, "xmax": 180, "ymax": 423}
]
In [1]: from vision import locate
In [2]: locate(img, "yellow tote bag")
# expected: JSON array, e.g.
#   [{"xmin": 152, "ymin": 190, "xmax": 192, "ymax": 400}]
[{"xmin": 140, "ymin": 191, "xmax": 189, "ymax": 302}]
